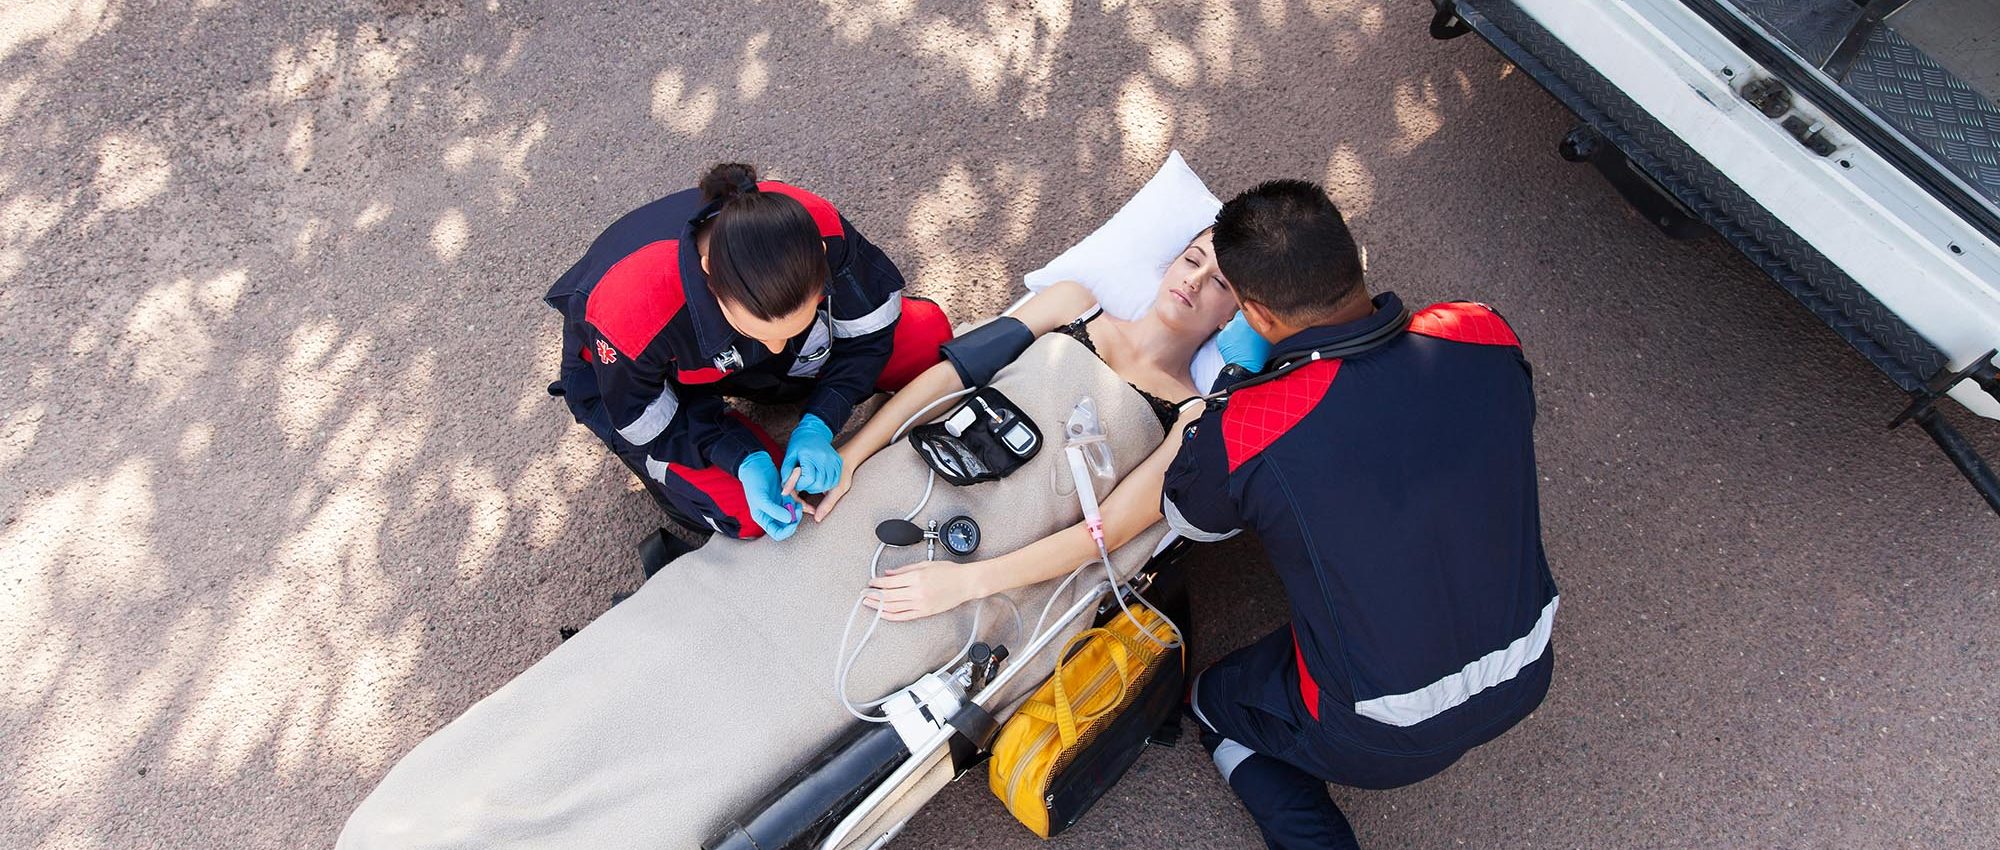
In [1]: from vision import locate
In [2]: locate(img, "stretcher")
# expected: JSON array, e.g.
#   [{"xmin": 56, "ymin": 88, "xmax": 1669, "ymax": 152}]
[{"xmin": 337, "ymin": 332, "xmax": 1207, "ymax": 850}]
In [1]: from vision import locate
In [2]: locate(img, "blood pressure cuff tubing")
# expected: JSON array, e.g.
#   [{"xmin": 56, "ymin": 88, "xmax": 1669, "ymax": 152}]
[{"xmin": 939, "ymin": 316, "xmax": 1034, "ymax": 388}]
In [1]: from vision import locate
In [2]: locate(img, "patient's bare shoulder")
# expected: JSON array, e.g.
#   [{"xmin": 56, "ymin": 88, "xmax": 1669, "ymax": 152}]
[{"xmin": 1013, "ymin": 281, "xmax": 1098, "ymax": 335}]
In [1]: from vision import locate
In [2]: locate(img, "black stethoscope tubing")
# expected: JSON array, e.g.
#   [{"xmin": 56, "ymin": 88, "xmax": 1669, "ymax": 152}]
[{"xmin": 1183, "ymin": 306, "xmax": 1414, "ymax": 411}]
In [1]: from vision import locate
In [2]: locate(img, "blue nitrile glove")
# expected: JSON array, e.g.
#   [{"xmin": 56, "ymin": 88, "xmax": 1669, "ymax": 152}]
[
  {"xmin": 1217, "ymin": 311, "xmax": 1273, "ymax": 372},
  {"xmin": 735, "ymin": 452, "xmax": 800, "ymax": 541},
  {"xmin": 779, "ymin": 414, "xmax": 843, "ymax": 494}
]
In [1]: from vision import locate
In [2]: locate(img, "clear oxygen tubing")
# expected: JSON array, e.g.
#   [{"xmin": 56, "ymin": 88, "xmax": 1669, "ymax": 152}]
[
  {"xmin": 817, "ymin": 391, "xmax": 1194, "ymax": 850},
  {"xmin": 833, "ymin": 386, "xmax": 1189, "ymax": 721},
  {"xmin": 1057, "ymin": 398, "xmax": 1183, "ymax": 652},
  {"xmin": 816, "ymin": 580, "xmax": 1114, "ymax": 850},
  {"xmin": 833, "ymin": 387, "xmax": 1025, "ymax": 724}
]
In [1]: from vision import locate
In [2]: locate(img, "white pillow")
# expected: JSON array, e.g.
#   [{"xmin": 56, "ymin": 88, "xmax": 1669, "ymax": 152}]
[{"xmin": 1023, "ymin": 151, "xmax": 1227, "ymax": 391}]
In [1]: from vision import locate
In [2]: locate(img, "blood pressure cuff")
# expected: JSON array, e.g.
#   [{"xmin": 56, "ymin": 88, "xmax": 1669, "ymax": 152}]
[
  {"xmin": 907, "ymin": 387, "xmax": 1043, "ymax": 486},
  {"xmin": 939, "ymin": 317, "xmax": 1034, "ymax": 388}
]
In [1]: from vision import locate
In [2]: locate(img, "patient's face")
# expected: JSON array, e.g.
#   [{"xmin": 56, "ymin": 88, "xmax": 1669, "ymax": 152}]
[{"xmin": 1150, "ymin": 230, "xmax": 1238, "ymax": 337}]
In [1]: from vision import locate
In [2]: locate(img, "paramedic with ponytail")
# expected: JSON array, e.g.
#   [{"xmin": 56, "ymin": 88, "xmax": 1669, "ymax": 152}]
[
  {"xmin": 545, "ymin": 163, "xmax": 951, "ymax": 546},
  {"xmin": 1163, "ymin": 180, "xmax": 1558, "ymax": 849}
]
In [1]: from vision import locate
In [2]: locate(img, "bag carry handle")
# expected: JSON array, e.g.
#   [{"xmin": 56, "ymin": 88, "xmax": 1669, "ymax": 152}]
[{"xmin": 1043, "ymin": 626, "xmax": 1144, "ymax": 747}]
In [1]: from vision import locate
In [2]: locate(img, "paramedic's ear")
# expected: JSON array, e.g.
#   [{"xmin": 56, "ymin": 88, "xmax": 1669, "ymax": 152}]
[{"xmin": 1240, "ymin": 300, "xmax": 1282, "ymax": 341}]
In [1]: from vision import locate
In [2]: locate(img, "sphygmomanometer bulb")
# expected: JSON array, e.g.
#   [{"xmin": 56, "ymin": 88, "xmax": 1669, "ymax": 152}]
[{"xmin": 875, "ymin": 518, "xmax": 926, "ymax": 547}]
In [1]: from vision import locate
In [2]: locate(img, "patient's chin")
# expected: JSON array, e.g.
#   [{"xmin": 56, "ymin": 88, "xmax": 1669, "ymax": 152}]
[{"xmin": 1153, "ymin": 311, "xmax": 1209, "ymax": 343}]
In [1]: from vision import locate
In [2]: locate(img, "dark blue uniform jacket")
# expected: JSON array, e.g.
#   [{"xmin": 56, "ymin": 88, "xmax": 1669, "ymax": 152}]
[
  {"xmin": 544, "ymin": 183, "xmax": 906, "ymax": 477},
  {"xmin": 1164, "ymin": 292, "xmax": 1558, "ymax": 757}
]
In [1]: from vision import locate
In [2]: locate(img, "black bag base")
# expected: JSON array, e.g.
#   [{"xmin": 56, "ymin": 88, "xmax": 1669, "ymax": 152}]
[{"xmin": 1042, "ymin": 643, "xmax": 1187, "ymax": 838}]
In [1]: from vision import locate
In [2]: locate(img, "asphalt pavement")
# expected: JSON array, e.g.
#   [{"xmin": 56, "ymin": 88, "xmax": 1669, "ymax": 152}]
[{"xmin": 2, "ymin": 2, "xmax": 1996, "ymax": 849}]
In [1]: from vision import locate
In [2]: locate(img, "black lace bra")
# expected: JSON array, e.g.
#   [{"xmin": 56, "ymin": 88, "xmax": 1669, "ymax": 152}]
[{"xmin": 1053, "ymin": 311, "xmax": 1184, "ymax": 430}]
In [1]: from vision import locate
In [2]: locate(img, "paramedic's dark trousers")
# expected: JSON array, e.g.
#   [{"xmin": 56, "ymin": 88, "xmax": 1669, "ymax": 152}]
[
  {"xmin": 1190, "ymin": 628, "xmax": 1491, "ymax": 850},
  {"xmin": 1206, "ymin": 737, "xmax": 1361, "ymax": 850}
]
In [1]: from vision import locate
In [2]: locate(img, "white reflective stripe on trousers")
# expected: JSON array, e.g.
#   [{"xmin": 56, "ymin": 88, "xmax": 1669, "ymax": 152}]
[
  {"xmin": 831, "ymin": 291, "xmax": 901, "ymax": 338},
  {"xmin": 1353, "ymin": 595, "xmax": 1559, "ymax": 728},
  {"xmin": 615, "ymin": 386, "xmax": 680, "ymax": 446}
]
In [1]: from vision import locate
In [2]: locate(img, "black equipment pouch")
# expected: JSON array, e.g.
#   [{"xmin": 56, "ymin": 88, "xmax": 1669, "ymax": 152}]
[{"xmin": 908, "ymin": 387, "xmax": 1042, "ymax": 485}]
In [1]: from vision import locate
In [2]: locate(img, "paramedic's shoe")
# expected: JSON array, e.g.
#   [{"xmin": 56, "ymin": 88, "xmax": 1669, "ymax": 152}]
[
  {"xmin": 1199, "ymin": 731, "xmax": 1360, "ymax": 850},
  {"xmin": 638, "ymin": 527, "xmax": 706, "ymax": 578}
]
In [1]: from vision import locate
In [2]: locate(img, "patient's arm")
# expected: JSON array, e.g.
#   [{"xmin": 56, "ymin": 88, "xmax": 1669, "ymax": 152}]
[
  {"xmin": 815, "ymin": 282, "xmax": 1098, "ymax": 520},
  {"xmin": 864, "ymin": 404, "xmax": 1197, "ymax": 620}
]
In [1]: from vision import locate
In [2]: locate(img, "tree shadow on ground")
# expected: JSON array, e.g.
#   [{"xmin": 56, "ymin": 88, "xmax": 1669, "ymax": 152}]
[{"xmin": 1, "ymin": 1, "xmax": 1994, "ymax": 849}]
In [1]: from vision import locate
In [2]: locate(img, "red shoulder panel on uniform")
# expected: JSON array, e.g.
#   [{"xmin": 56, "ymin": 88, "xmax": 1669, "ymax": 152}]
[
  {"xmin": 584, "ymin": 240, "xmax": 687, "ymax": 358},
  {"xmin": 1407, "ymin": 302, "xmax": 1519, "ymax": 347},
  {"xmin": 1222, "ymin": 359, "xmax": 1341, "ymax": 472},
  {"xmin": 757, "ymin": 182, "xmax": 844, "ymax": 238}
]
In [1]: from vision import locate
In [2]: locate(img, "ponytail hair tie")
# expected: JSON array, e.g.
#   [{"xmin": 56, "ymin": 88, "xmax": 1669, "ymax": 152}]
[{"xmin": 698, "ymin": 162, "xmax": 764, "ymax": 204}]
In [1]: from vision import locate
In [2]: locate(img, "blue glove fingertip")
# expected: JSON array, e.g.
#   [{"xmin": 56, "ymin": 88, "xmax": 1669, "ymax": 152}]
[{"xmin": 783, "ymin": 415, "xmax": 843, "ymax": 495}]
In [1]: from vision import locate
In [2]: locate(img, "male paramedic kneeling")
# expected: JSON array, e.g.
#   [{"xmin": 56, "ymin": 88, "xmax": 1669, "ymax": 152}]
[
  {"xmin": 1164, "ymin": 181, "xmax": 1558, "ymax": 850},
  {"xmin": 545, "ymin": 163, "xmax": 950, "ymax": 546}
]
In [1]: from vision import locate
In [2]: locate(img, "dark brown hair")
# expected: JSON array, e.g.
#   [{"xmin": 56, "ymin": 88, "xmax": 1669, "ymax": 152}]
[{"xmin": 697, "ymin": 163, "xmax": 827, "ymax": 321}]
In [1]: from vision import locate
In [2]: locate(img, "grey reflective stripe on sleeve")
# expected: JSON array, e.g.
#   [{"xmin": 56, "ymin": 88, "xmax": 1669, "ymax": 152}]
[
  {"xmin": 1210, "ymin": 738, "xmax": 1255, "ymax": 784},
  {"xmin": 615, "ymin": 387, "xmax": 680, "ymax": 446},
  {"xmin": 831, "ymin": 291, "xmax": 902, "ymax": 338},
  {"xmin": 1163, "ymin": 494, "xmax": 1240, "ymax": 542}
]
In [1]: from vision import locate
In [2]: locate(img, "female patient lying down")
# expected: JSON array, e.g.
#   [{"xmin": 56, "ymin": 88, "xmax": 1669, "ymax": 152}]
[
  {"xmin": 336, "ymin": 231, "xmax": 1237, "ymax": 850},
  {"xmin": 813, "ymin": 228, "xmax": 1239, "ymax": 621}
]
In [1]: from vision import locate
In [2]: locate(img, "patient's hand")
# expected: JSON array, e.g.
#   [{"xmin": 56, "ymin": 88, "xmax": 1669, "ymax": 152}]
[
  {"xmin": 863, "ymin": 561, "xmax": 981, "ymax": 621},
  {"xmin": 810, "ymin": 446, "xmax": 867, "ymax": 521},
  {"xmin": 812, "ymin": 470, "xmax": 852, "ymax": 522}
]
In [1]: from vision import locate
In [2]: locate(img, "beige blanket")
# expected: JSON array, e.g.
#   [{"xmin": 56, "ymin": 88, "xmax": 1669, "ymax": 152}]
[{"xmin": 338, "ymin": 334, "xmax": 1170, "ymax": 849}]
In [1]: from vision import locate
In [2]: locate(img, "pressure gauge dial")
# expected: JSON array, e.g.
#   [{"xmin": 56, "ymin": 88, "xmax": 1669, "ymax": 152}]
[{"xmin": 941, "ymin": 515, "xmax": 980, "ymax": 557}]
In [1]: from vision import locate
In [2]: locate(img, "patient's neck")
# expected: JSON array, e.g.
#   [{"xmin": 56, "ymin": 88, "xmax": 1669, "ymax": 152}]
[{"xmin": 1114, "ymin": 314, "xmax": 1203, "ymax": 382}]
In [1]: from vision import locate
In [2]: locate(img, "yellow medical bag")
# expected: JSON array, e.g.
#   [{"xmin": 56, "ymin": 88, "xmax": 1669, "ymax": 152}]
[{"xmin": 988, "ymin": 601, "xmax": 1183, "ymax": 837}]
